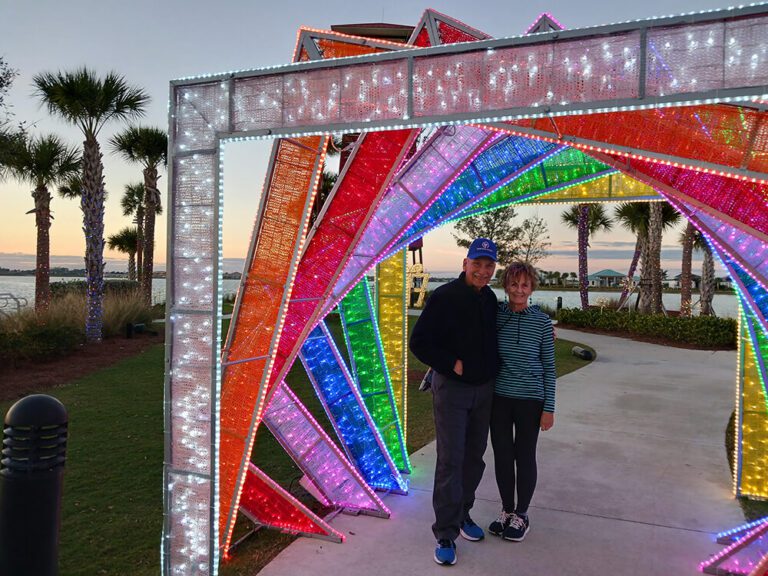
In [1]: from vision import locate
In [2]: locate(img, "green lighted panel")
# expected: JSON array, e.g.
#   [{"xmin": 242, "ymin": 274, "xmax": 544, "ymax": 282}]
[{"xmin": 339, "ymin": 279, "xmax": 411, "ymax": 473}]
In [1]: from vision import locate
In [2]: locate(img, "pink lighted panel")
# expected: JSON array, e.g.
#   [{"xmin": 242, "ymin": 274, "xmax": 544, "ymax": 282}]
[
  {"xmin": 263, "ymin": 382, "xmax": 390, "ymax": 516},
  {"xmin": 605, "ymin": 154, "xmax": 768, "ymax": 237}
]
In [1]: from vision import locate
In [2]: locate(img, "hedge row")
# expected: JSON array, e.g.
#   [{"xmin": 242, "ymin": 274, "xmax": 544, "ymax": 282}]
[
  {"xmin": 0, "ymin": 324, "xmax": 82, "ymax": 366},
  {"xmin": 555, "ymin": 308, "xmax": 737, "ymax": 349},
  {"xmin": 50, "ymin": 280, "xmax": 140, "ymax": 298}
]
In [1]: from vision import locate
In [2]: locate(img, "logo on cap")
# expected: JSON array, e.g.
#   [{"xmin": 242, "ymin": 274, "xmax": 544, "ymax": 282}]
[{"xmin": 467, "ymin": 237, "xmax": 498, "ymax": 261}]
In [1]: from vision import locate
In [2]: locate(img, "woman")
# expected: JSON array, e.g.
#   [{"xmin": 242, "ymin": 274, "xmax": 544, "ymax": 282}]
[{"xmin": 489, "ymin": 261, "xmax": 556, "ymax": 542}]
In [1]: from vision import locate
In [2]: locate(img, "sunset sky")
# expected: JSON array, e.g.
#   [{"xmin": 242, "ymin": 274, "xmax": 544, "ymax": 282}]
[{"xmin": 1, "ymin": 0, "xmax": 731, "ymax": 275}]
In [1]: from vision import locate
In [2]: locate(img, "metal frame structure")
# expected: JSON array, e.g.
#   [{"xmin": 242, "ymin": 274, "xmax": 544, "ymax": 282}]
[
  {"xmin": 163, "ymin": 6, "xmax": 768, "ymax": 575},
  {"xmin": 173, "ymin": 6, "xmax": 768, "ymax": 147}
]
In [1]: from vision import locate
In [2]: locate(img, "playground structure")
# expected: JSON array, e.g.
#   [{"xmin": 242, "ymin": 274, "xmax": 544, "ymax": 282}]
[{"xmin": 161, "ymin": 7, "xmax": 768, "ymax": 575}]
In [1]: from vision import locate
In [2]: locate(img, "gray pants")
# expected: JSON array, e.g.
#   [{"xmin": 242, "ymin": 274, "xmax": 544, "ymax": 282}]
[{"xmin": 431, "ymin": 372, "xmax": 494, "ymax": 541}]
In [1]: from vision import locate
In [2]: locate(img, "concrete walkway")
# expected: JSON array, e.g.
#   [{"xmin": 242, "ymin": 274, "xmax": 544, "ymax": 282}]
[{"xmin": 258, "ymin": 329, "xmax": 743, "ymax": 576}]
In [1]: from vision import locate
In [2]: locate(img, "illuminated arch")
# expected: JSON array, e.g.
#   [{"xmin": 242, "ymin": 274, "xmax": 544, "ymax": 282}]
[{"xmin": 162, "ymin": 7, "xmax": 768, "ymax": 575}]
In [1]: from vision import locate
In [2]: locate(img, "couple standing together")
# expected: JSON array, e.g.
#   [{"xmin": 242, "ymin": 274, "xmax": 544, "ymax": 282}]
[{"xmin": 409, "ymin": 238, "xmax": 556, "ymax": 566}]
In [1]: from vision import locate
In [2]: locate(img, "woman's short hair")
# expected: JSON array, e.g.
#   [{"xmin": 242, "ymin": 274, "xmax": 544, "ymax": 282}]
[{"xmin": 502, "ymin": 261, "xmax": 539, "ymax": 291}]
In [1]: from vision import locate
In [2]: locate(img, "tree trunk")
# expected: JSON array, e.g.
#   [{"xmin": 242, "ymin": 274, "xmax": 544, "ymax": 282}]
[
  {"xmin": 128, "ymin": 251, "xmax": 136, "ymax": 282},
  {"xmin": 32, "ymin": 184, "xmax": 52, "ymax": 313},
  {"xmin": 578, "ymin": 203, "xmax": 590, "ymax": 309},
  {"xmin": 638, "ymin": 231, "xmax": 652, "ymax": 313},
  {"xmin": 141, "ymin": 166, "xmax": 160, "ymax": 306},
  {"xmin": 81, "ymin": 136, "xmax": 106, "ymax": 342},
  {"xmin": 648, "ymin": 202, "xmax": 663, "ymax": 314},
  {"xmin": 680, "ymin": 222, "xmax": 694, "ymax": 317},
  {"xmin": 617, "ymin": 236, "xmax": 642, "ymax": 309},
  {"xmin": 135, "ymin": 204, "xmax": 144, "ymax": 284},
  {"xmin": 700, "ymin": 245, "xmax": 715, "ymax": 316}
]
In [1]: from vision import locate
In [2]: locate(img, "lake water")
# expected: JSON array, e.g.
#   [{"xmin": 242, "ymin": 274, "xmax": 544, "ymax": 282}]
[
  {"xmin": 0, "ymin": 276, "xmax": 243, "ymax": 308},
  {"xmin": 0, "ymin": 276, "xmax": 740, "ymax": 318},
  {"xmin": 427, "ymin": 281, "xmax": 740, "ymax": 318}
]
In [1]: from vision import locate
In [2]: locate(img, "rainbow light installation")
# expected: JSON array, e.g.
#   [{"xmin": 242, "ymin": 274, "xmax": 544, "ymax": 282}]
[
  {"xmin": 718, "ymin": 517, "xmax": 768, "ymax": 545},
  {"xmin": 299, "ymin": 322, "xmax": 407, "ymax": 493},
  {"xmin": 239, "ymin": 464, "xmax": 343, "ymax": 542},
  {"xmin": 218, "ymin": 134, "xmax": 327, "ymax": 553},
  {"xmin": 339, "ymin": 279, "xmax": 410, "ymax": 473},
  {"xmin": 219, "ymin": 33, "xmax": 415, "ymax": 555},
  {"xmin": 509, "ymin": 103, "xmax": 768, "ymax": 178},
  {"xmin": 736, "ymin": 296, "xmax": 768, "ymax": 499},
  {"xmin": 443, "ymin": 145, "xmax": 614, "ymax": 223},
  {"xmin": 396, "ymin": 137, "xmax": 562, "ymax": 244},
  {"xmin": 323, "ymin": 126, "xmax": 501, "ymax": 317},
  {"xmin": 700, "ymin": 517, "xmax": 768, "ymax": 575},
  {"xmin": 197, "ymin": 10, "xmax": 768, "ymax": 141},
  {"xmin": 262, "ymin": 381, "xmax": 390, "ymax": 517},
  {"xmin": 671, "ymin": 202, "xmax": 768, "ymax": 295},
  {"xmin": 262, "ymin": 128, "xmax": 419, "ymax": 406},
  {"xmin": 164, "ymin": 6, "xmax": 768, "ymax": 574},
  {"xmin": 375, "ymin": 250, "xmax": 409, "ymax": 444}
]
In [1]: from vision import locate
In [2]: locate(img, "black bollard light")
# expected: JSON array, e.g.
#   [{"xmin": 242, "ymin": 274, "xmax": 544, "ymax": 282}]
[
  {"xmin": 556, "ymin": 296, "xmax": 563, "ymax": 312},
  {"xmin": 0, "ymin": 394, "xmax": 68, "ymax": 576}
]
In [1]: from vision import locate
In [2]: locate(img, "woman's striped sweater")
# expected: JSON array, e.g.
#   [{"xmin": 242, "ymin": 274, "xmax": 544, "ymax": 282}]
[{"xmin": 495, "ymin": 302, "xmax": 556, "ymax": 413}]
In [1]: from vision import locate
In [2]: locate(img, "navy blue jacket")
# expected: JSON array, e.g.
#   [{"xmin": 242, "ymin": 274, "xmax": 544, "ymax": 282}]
[{"xmin": 409, "ymin": 272, "xmax": 499, "ymax": 384}]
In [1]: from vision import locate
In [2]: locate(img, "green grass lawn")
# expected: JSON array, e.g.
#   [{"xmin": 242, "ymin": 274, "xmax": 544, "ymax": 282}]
[{"xmin": 0, "ymin": 320, "xmax": 595, "ymax": 575}]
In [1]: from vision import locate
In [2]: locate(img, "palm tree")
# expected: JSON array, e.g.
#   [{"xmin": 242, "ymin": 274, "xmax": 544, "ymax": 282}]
[
  {"xmin": 34, "ymin": 68, "xmax": 149, "ymax": 342},
  {"xmin": 613, "ymin": 202, "xmax": 646, "ymax": 309},
  {"xmin": 120, "ymin": 182, "xmax": 161, "ymax": 284},
  {"xmin": 678, "ymin": 221, "xmax": 696, "ymax": 317},
  {"xmin": 107, "ymin": 227, "xmax": 139, "ymax": 281},
  {"xmin": 646, "ymin": 202, "xmax": 680, "ymax": 313},
  {"xmin": 561, "ymin": 203, "xmax": 613, "ymax": 309},
  {"xmin": 693, "ymin": 230, "xmax": 716, "ymax": 316},
  {"xmin": 110, "ymin": 126, "xmax": 166, "ymax": 306},
  {"xmin": 614, "ymin": 202, "xmax": 680, "ymax": 313},
  {"xmin": 6, "ymin": 134, "xmax": 80, "ymax": 312}
]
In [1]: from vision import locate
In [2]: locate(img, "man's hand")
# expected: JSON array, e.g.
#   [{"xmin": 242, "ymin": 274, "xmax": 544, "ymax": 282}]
[
  {"xmin": 540, "ymin": 412, "xmax": 554, "ymax": 431},
  {"xmin": 453, "ymin": 359, "xmax": 464, "ymax": 376}
]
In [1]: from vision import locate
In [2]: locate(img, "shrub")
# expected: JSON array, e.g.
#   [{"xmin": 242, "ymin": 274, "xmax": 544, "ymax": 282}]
[
  {"xmin": 101, "ymin": 293, "xmax": 154, "ymax": 337},
  {"xmin": 50, "ymin": 279, "xmax": 140, "ymax": 299},
  {"xmin": 555, "ymin": 307, "xmax": 736, "ymax": 348},
  {"xmin": 0, "ymin": 292, "xmax": 153, "ymax": 365}
]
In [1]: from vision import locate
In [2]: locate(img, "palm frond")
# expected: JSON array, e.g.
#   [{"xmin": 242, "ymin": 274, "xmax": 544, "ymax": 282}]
[
  {"xmin": 109, "ymin": 125, "xmax": 167, "ymax": 167},
  {"xmin": 33, "ymin": 68, "xmax": 149, "ymax": 137}
]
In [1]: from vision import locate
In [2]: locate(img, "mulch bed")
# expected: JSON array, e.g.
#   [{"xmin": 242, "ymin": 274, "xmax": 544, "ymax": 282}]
[{"xmin": 0, "ymin": 332, "xmax": 164, "ymax": 403}]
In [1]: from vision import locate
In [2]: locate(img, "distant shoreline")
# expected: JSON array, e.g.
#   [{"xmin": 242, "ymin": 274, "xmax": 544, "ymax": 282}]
[{"xmin": 0, "ymin": 268, "xmax": 242, "ymax": 280}]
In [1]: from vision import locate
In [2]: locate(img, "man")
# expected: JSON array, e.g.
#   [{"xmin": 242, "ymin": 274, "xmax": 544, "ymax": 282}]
[{"xmin": 409, "ymin": 238, "xmax": 499, "ymax": 566}]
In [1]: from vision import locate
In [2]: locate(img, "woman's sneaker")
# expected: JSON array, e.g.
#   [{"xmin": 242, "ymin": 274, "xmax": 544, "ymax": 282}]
[
  {"xmin": 502, "ymin": 513, "xmax": 530, "ymax": 541},
  {"xmin": 434, "ymin": 538, "xmax": 457, "ymax": 565},
  {"xmin": 488, "ymin": 510, "xmax": 514, "ymax": 537}
]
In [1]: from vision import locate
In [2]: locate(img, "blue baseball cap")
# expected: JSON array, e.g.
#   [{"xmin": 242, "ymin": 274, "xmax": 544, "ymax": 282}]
[{"xmin": 466, "ymin": 238, "xmax": 497, "ymax": 261}]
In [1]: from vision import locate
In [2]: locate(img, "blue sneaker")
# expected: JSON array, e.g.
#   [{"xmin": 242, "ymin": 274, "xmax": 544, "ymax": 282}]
[
  {"xmin": 434, "ymin": 538, "xmax": 457, "ymax": 565},
  {"xmin": 460, "ymin": 517, "xmax": 485, "ymax": 541}
]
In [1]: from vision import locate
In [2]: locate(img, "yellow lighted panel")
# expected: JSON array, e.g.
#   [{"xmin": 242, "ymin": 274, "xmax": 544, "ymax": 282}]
[
  {"xmin": 376, "ymin": 250, "xmax": 408, "ymax": 442},
  {"xmin": 525, "ymin": 172, "xmax": 661, "ymax": 204},
  {"xmin": 738, "ymin": 318, "xmax": 768, "ymax": 499}
]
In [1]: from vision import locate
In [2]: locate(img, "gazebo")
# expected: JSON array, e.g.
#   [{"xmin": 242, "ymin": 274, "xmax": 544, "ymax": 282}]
[{"xmin": 161, "ymin": 6, "xmax": 768, "ymax": 574}]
